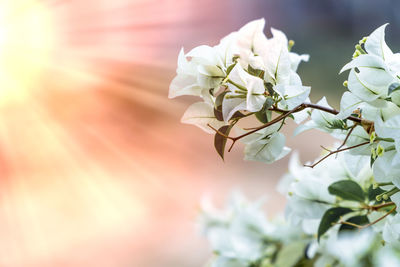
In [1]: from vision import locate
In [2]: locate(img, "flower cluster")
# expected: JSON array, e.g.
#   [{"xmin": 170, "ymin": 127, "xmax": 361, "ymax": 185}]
[
  {"xmin": 169, "ymin": 19, "xmax": 400, "ymax": 266},
  {"xmin": 169, "ymin": 19, "xmax": 310, "ymax": 163}
]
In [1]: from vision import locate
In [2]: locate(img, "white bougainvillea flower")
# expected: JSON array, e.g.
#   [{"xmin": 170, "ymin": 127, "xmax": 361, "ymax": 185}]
[
  {"xmin": 337, "ymin": 91, "xmax": 400, "ymax": 121},
  {"xmin": 222, "ymin": 64, "xmax": 266, "ymax": 121},
  {"xmin": 382, "ymin": 214, "xmax": 400, "ymax": 248},
  {"xmin": 364, "ymin": 24, "xmax": 393, "ymax": 61},
  {"xmin": 240, "ymin": 124, "xmax": 291, "ymax": 164},
  {"xmin": 198, "ymin": 191, "xmax": 276, "ymax": 265},
  {"xmin": 235, "ymin": 18, "xmax": 268, "ymax": 68},
  {"xmin": 283, "ymin": 149, "xmax": 372, "ymax": 235},
  {"xmin": 374, "ymin": 115, "xmax": 400, "ymax": 176},
  {"xmin": 374, "ymin": 246, "xmax": 400, "ymax": 267},
  {"xmin": 295, "ymin": 97, "xmax": 347, "ymax": 137},
  {"xmin": 169, "ymin": 34, "xmax": 240, "ymax": 99},
  {"xmin": 181, "ymin": 90, "xmax": 225, "ymax": 134},
  {"xmin": 274, "ymin": 84, "xmax": 311, "ymax": 110},
  {"xmin": 322, "ymin": 230, "xmax": 376, "ymax": 267},
  {"xmin": 260, "ymin": 28, "xmax": 292, "ymax": 85},
  {"xmin": 169, "ymin": 48, "xmax": 203, "ymax": 98},
  {"xmin": 340, "ymin": 24, "xmax": 400, "ymax": 104}
]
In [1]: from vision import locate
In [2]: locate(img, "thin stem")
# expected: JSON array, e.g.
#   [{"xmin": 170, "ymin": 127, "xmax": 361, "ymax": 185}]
[
  {"xmin": 207, "ymin": 102, "xmax": 372, "ymax": 152},
  {"xmin": 337, "ymin": 123, "xmax": 357, "ymax": 151},
  {"xmin": 368, "ymin": 202, "xmax": 395, "ymax": 211},
  {"xmin": 339, "ymin": 205, "xmax": 396, "ymax": 229},
  {"xmin": 360, "ymin": 206, "xmax": 396, "ymax": 229},
  {"xmin": 304, "ymin": 141, "xmax": 370, "ymax": 168}
]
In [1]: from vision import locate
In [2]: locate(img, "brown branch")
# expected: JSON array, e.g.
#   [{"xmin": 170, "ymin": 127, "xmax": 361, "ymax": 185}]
[
  {"xmin": 207, "ymin": 102, "xmax": 373, "ymax": 153},
  {"xmin": 337, "ymin": 123, "xmax": 357, "ymax": 151},
  {"xmin": 360, "ymin": 206, "xmax": 396, "ymax": 229},
  {"xmin": 304, "ymin": 141, "xmax": 370, "ymax": 168},
  {"xmin": 339, "ymin": 205, "xmax": 396, "ymax": 230},
  {"xmin": 368, "ymin": 202, "xmax": 395, "ymax": 211}
]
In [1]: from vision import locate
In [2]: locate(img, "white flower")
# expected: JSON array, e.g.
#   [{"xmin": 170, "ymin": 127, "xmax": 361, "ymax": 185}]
[
  {"xmin": 222, "ymin": 64, "xmax": 266, "ymax": 121},
  {"xmin": 199, "ymin": 191, "xmax": 275, "ymax": 265},
  {"xmin": 321, "ymin": 230, "xmax": 376, "ymax": 267},
  {"xmin": 374, "ymin": 246, "xmax": 400, "ymax": 267},
  {"xmin": 283, "ymin": 150, "xmax": 372, "ymax": 234},
  {"xmin": 181, "ymin": 90, "xmax": 225, "ymax": 134},
  {"xmin": 240, "ymin": 124, "xmax": 291, "ymax": 164},
  {"xmin": 337, "ymin": 91, "xmax": 400, "ymax": 121},
  {"xmin": 169, "ymin": 34, "xmax": 240, "ymax": 99},
  {"xmin": 382, "ymin": 214, "xmax": 400, "ymax": 248},
  {"xmin": 169, "ymin": 48, "xmax": 203, "ymax": 98},
  {"xmin": 295, "ymin": 97, "xmax": 347, "ymax": 138},
  {"xmin": 274, "ymin": 84, "xmax": 311, "ymax": 110},
  {"xmin": 339, "ymin": 24, "xmax": 400, "ymax": 113}
]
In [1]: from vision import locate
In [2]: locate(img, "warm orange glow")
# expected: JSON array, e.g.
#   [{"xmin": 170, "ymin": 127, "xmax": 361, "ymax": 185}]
[
  {"xmin": 0, "ymin": 0, "xmax": 55, "ymax": 104},
  {"xmin": 0, "ymin": 1, "xmax": 335, "ymax": 266}
]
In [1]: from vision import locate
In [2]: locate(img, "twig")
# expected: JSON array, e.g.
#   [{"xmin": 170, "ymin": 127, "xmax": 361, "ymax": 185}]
[
  {"xmin": 339, "ymin": 205, "xmax": 396, "ymax": 230},
  {"xmin": 360, "ymin": 206, "xmax": 396, "ymax": 229},
  {"xmin": 337, "ymin": 123, "xmax": 357, "ymax": 151},
  {"xmin": 368, "ymin": 202, "xmax": 395, "ymax": 211},
  {"xmin": 207, "ymin": 102, "xmax": 373, "ymax": 152},
  {"xmin": 304, "ymin": 141, "xmax": 370, "ymax": 168}
]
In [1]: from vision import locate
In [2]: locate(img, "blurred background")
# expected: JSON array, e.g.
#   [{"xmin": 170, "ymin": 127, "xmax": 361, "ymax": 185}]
[{"xmin": 0, "ymin": 0, "xmax": 399, "ymax": 266}]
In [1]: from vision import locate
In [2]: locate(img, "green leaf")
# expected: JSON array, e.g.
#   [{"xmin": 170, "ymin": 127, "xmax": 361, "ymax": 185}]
[
  {"xmin": 226, "ymin": 63, "xmax": 237, "ymax": 75},
  {"xmin": 339, "ymin": 215, "xmax": 369, "ymax": 233},
  {"xmin": 264, "ymin": 82, "xmax": 275, "ymax": 97},
  {"xmin": 214, "ymin": 92, "xmax": 228, "ymax": 121},
  {"xmin": 328, "ymin": 180, "xmax": 365, "ymax": 202},
  {"xmin": 255, "ymin": 98, "xmax": 274, "ymax": 123},
  {"xmin": 248, "ymin": 65, "xmax": 265, "ymax": 78},
  {"xmin": 214, "ymin": 125, "xmax": 233, "ymax": 160},
  {"xmin": 318, "ymin": 207, "xmax": 353, "ymax": 241},
  {"xmin": 213, "ymin": 108, "xmax": 223, "ymax": 121},
  {"xmin": 275, "ymin": 241, "xmax": 306, "ymax": 267},
  {"xmin": 230, "ymin": 111, "xmax": 246, "ymax": 120},
  {"xmin": 327, "ymin": 119, "xmax": 346, "ymax": 130},
  {"xmin": 388, "ymin": 82, "xmax": 400, "ymax": 95},
  {"xmin": 215, "ymin": 91, "xmax": 228, "ymax": 108}
]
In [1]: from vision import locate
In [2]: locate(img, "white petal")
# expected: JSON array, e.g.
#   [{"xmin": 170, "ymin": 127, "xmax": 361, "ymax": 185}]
[
  {"xmin": 244, "ymin": 133, "xmax": 290, "ymax": 163},
  {"xmin": 364, "ymin": 23, "xmax": 393, "ymax": 60},
  {"xmin": 340, "ymin": 54, "xmax": 387, "ymax": 73},
  {"xmin": 181, "ymin": 101, "xmax": 225, "ymax": 133},
  {"xmin": 336, "ymin": 91, "xmax": 363, "ymax": 119},
  {"xmin": 289, "ymin": 52, "xmax": 309, "ymax": 71},
  {"xmin": 222, "ymin": 96, "xmax": 246, "ymax": 122},
  {"xmin": 375, "ymin": 114, "xmax": 400, "ymax": 139},
  {"xmin": 169, "ymin": 74, "xmax": 201, "ymax": 98}
]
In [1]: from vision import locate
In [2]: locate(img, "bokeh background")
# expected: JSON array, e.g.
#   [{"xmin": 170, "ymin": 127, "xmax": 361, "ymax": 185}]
[{"xmin": 0, "ymin": 0, "xmax": 399, "ymax": 266}]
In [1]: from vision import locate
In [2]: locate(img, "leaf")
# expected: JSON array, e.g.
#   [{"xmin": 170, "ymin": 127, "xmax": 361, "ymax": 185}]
[
  {"xmin": 328, "ymin": 180, "xmax": 365, "ymax": 202},
  {"xmin": 318, "ymin": 207, "xmax": 353, "ymax": 241},
  {"xmin": 215, "ymin": 91, "xmax": 228, "ymax": 108},
  {"xmin": 275, "ymin": 241, "xmax": 306, "ymax": 267},
  {"xmin": 248, "ymin": 65, "xmax": 265, "ymax": 78},
  {"xmin": 213, "ymin": 108, "xmax": 224, "ymax": 121},
  {"xmin": 230, "ymin": 111, "xmax": 246, "ymax": 120},
  {"xmin": 327, "ymin": 119, "xmax": 346, "ymax": 130},
  {"xmin": 214, "ymin": 125, "xmax": 233, "ymax": 160},
  {"xmin": 339, "ymin": 215, "xmax": 369, "ymax": 233},
  {"xmin": 389, "ymin": 82, "xmax": 400, "ymax": 95},
  {"xmin": 265, "ymin": 82, "xmax": 275, "ymax": 96},
  {"xmin": 214, "ymin": 92, "xmax": 228, "ymax": 121},
  {"xmin": 255, "ymin": 98, "xmax": 274, "ymax": 123},
  {"xmin": 226, "ymin": 63, "xmax": 237, "ymax": 75}
]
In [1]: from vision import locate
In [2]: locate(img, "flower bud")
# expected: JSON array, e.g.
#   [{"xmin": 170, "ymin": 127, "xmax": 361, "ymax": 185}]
[{"xmin": 288, "ymin": 40, "xmax": 295, "ymax": 51}]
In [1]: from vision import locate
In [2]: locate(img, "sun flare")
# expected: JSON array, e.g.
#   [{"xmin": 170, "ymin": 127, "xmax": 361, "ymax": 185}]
[{"xmin": 0, "ymin": 0, "xmax": 54, "ymax": 104}]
